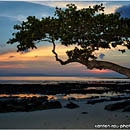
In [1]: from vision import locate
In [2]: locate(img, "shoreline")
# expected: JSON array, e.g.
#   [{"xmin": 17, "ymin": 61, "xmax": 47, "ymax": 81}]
[
  {"xmin": 0, "ymin": 98, "xmax": 130, "ymax": 129},
  {"xmin": 0, "ymin": 82, "xmax": 130, "ymax": 129},
  {"xmin": 0, "ymin": 77, "xmax": 130, "ymax": 85}
]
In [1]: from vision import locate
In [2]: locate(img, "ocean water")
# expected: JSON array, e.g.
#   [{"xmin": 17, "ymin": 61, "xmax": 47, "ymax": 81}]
[
  {"xmin": 0, "ymin": 76, "xmax": 130, "ymax": 84},
  {"xmin": 0, "ymin": 76, "xmax": 130, "ymax": 103}
]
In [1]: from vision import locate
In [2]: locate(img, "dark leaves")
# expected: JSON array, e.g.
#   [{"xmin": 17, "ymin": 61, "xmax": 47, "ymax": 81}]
[
  {"xmin": 118, "ymin": 49, "xmax": 126, "ymax": 53},
  {"xmin": 7, "ymin": 3, "xmax": 130, "ymax": 58}
]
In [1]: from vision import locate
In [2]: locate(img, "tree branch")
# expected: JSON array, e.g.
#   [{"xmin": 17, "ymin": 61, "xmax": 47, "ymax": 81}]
[
  {"xmin": 51, "ymin": 39, "xmax": 78, "ymax": 65},
  {"xmin": 51, "ymin": 39, "xmax": 130, "ymax": 78},
  {"xmin": 85, "ymin": 60, "xmax": 130, "ymax": 78}
]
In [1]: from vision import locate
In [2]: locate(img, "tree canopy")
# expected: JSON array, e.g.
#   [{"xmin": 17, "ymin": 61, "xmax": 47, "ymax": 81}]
[{"xmin": 7, "ymin": 4, "xmax": 130, "ymax": 78}]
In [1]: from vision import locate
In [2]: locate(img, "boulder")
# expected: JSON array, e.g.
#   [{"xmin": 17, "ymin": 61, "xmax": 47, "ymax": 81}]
[
  {"xmin": 68, "ymin": 97, "xmax": 76, "ymax": 101},
  {"xmin": 81, "ymin": 112, "xmax": 88, "ymax": 114},
  {"xmin": 0, "ymin": 97, "xmax": 61, "ymax": 113},
  {"xmin": 11, "ymin": 105, "xmax": 26, "ymax": 112},
  {"xmin": 87, "ymin": 98, "xmax": 108, "ymax": 104},
  {"xmin": 87, "ymin": 96, "xmax": 99, "ymax": 99},
  {"xmin": 123, "ymin": 105, "xmax": 130, "ymax": 112},
  {"xmin": 29, "ymin": 96, "xmax": 48, "ymax": 106},
  {"xmin": 65, "ymin": 102, "xmax": 79, "ymax": 109},
  {"xmin": 109, "ymin": 96, "xmax": 130, "ymax": 101},
  {"xmin": 104, "ymin": 100, "xmax": 130, "ymax": 111},
  {"xmin": 42, "ymin": 101, "xmax": 62, "ymax": 109}
]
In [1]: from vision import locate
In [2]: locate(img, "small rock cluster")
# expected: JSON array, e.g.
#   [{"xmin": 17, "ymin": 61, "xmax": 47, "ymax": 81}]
[
  {"xmin": 65, "ymin": 102, "xmax": 79, "ymax": 109},
  {"xmin": 104, "ymin": 100, "xmax": 130, "ymax": 112},
  {"xmin": 0, "ymin": 96, "xmax": 62, "ymax": 113}
]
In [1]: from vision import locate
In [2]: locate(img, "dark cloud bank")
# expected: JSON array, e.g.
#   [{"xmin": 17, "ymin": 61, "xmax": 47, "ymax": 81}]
[{"xmin": 116, "ymin": 4, "xmax": 130, "ymax": 18}]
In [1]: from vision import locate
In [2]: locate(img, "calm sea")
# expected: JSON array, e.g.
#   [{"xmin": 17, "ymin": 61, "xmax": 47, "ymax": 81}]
[{"xmin": 0, "ymin": 76, "xmax": 130, "ymax": 84}]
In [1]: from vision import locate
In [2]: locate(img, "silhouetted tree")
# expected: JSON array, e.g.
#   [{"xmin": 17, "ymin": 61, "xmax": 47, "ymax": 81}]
[{"xmin": 7, "ymin": 4, "xmax": 130, "ymax": 78}]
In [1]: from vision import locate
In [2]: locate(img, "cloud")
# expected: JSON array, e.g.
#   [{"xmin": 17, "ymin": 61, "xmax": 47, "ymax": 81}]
[
  {"xmin": 0, "ymin": 46, "xmax": 126, "ymax": 77},
  {"xmin": 0, "ymin": 64, "xmax": 26, "ymax": 69},
  {"xmin": 35, "ymin": 56, "xmax": 39, "ymax": 58},
  {"xmin": 116, "ymin": 4, "xmax": 130, "ymax": 18},
  {"xmin": 9, "ymin": 56, "xmax": 15, "ymax": 58},
  {"xmin": 32, "ymin": 1, "xmax": 106, "ymax": 9},
  {"xmin": 0, "ymin": 15, "xmax": 21, "ymax": 23},
  {"xmin": 0, "ymin": 1, "xmax": 56, "ymax": 55},
  {"xmin": 0, "ymin": 44, "xmax": 6, "ymax": 48},
  {"xmin": 32, "ymin": 1, "xmax": 122, "ymax": 14},
  {"xmin": 86, "ymin": 69, "xmax": 111, "ymax": 74},
  {"xmin": 99, "ymin": 53, "xmax": 105, "ymax": 59},
  {"xmin": 0, "ymin": 1, "xmax": 55, "ymax": 19},
  {"xmin": 20, "ymin": 49, "xmax": 30, "ymax": 54}
]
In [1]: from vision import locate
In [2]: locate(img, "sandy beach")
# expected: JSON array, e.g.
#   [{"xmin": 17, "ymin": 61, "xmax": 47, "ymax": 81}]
[{"xmin": 0, "ymin": 97, "xmax": 130, "ymax": 129}]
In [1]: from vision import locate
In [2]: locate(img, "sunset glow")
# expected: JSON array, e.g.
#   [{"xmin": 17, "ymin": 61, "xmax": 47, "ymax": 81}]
[
  {"xmin": 0, "ymin": 64, "xmax": 27, "ymax": 69},
  {"xmin": 86, "ymin": 69, "xmax": 111, "ymax": 74},
  {"xmin": 0, "ymin": 94, "xmax": 41, "ymax": 98},
  {"xmin": 0, "ymin": 1, "xmax": 130, "ymax": 78}
]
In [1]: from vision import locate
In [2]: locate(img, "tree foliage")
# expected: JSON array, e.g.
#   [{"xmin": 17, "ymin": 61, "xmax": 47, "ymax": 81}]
[
  {"xmin": 7, "ymin": 4, "xmax": 130, "ymax": 77},
  {"xmin": 7, "ymin": 4, "xmax": 130, "ymax": 58}
]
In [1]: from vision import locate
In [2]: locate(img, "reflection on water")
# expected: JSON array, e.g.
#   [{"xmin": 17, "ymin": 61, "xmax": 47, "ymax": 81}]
[
  {"xmin": 0, "ymin": 94, "xmax": 41, "ymax": 98},
  {"xmin": 0, "ymin": 92, "xmax": 123, "ymax": 100},
  {"xmin": 0, "ymin": 94, "xmax": 9, "ymax": 97},
  {"xmin": 49, "ymin": 92, "xmax": 123, "ymax": 100},
  {"xmin": 84, "ymin": 87, "xmax": 105, "ymax": 90},
  {"xmin": 0, "ymin": 76, "xmax": 101, "ymax": 81},
  {"xmin": 0, "ymin": 76, "xmax": 129, "ymax": 100}
]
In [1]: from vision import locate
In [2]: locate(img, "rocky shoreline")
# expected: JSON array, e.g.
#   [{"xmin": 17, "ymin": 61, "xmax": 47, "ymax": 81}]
[
  {"xmin": 0, "ymin": 94, "xmax": 130, "ymax": 113},
  {"xmin": 0, "ymin": 96, "xmax": 62, "ymax": 113},
  {"xmin": 0, "ymin": 82, "xmax": 130, "ymax": 95},
  {"xmin": 87, "ymin": 96, "xmax": 130, "ymax": 112},
  {"xmin": 0, "ymin": 82, "xmax": 130, "ymax": 113},
  {"xmin": 0, "ymin": 96, "xmax": 82, "ymax": 113}
]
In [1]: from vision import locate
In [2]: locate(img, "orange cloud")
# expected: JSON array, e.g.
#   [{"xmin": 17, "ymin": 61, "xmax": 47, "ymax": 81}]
[
  {"xmin": 0, "ymin": 64, "xmax": 27, "ymax": 69},
  {"xmin": 0, "ymin": 44, "xmax": 72, "ymax": 70},
  {"xmin": 85, "ymin": 69, "xmax": 111, "ymax": 74},
  {"xmin": 0, "ymin": 44, "xmax": 74, "ymax": 63}
]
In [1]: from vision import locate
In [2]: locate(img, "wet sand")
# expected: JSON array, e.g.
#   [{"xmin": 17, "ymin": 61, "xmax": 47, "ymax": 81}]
[{"xmin": 0, "ymin": 100, "xmax": 130, "ymax": 129}]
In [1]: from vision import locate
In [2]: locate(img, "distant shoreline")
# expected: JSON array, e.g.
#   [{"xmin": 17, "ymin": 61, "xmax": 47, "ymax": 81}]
[
  {"xmin": 0, "ymin": 76, "xmax": 130, "ymax": 85},
  {"xmin": 0, "ymin": 80, "xmax": 130, "ymax": 85},
  {"xmin": 0, "ymin": 75, "xmax": 127, "ymax": 79}
]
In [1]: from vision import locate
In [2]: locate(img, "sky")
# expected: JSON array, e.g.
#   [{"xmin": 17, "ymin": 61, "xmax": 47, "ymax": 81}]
[{"xmin": 0, "ymin": 1, "xmax": 130, "ymax": 78}]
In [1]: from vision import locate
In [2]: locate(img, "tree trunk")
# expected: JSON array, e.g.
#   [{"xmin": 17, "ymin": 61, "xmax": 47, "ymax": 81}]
[
  {"xmin": 51, "ymin": 42, "xmax": 130, "ymax": 78},
  {"xmin": 83, "ymin": 60, "xmax": 130, "ymax": 78}
]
